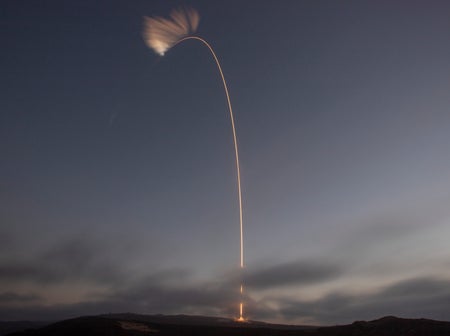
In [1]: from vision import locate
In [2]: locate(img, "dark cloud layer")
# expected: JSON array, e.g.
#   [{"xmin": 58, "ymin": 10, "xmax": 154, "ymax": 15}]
[
  {"xmin": 0, "ymin": 238, "xmax": 125, "ymax": 285},
  {"xmin": 245, "ymin": 260, "xmax": 342, "ymax": 289},
  {"xmin": 0, "ymin": 292, "xmax": 40, "ymax": 304},
  {"xmin": 1, "ymin": 233, "xmax": 449, "ymax": 325},
  {"xmin": 278, "ymin": 276, "xmax": 450, "ymax": 324},
  {"xmin": 2, "ymin": 274, "xmax": 450, "ymax": 325},
  {"xmin": 0, "ymin": 269, "xmax": 240, "ymax": 321}
]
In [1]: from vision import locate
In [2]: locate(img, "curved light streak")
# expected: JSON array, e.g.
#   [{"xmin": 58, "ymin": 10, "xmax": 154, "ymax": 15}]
[
  {"xmin": 143, "ymin": 9, "xmax": 245, "ymax": 321},
  {"xmin": 176, "ymin": 36, "xmax": 244, "ymax": 270},
  {"xmin": 174, "ymin": 36, "xmax": 245, "ymax": 321}
]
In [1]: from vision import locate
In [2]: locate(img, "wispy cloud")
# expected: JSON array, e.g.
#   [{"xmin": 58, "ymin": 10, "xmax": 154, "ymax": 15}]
[
  {"xmin": 1, "ymin": 258, "xmax": 449, "ymax": 325},
  {"xmin": 0, "ymin": 238, "xmax": 125, "ymax": 285},
  {"xmin": 245, "ymin": 260, "xmax": 343, "ymax": 289},
  {"xmin": 277, "ymin": 276, "xmax": 450, "ymax": 324},
  {"xmin": 0, "ymin": 292, "xmax": 41, "ymax": 304},
  {"xmin": 0, "ymin": 268, "xmax": 239, "ymax": 320}
]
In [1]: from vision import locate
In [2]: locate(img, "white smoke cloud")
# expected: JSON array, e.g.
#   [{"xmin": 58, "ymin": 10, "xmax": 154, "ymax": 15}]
[{"xmin": 143, "ymin": 7, "xmax": 200, "ymax": 56}]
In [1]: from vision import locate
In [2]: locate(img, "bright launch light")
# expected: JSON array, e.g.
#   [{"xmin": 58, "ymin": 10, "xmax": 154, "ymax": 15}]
[
  {"xmin": 143, "ymin": 7, "xmax": 246, "ymax": 321},
  {"xmin": 143, "ymin": 7, "xmax": 199, "ymax": 56}
]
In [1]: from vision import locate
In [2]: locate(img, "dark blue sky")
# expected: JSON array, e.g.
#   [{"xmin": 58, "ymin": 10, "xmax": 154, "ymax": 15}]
[{"xmin": 2, "ymin": 0, "xmax": 450, "ymax": 325}]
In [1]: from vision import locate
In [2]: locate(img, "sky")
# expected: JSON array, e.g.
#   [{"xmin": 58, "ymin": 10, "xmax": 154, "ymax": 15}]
[{"xmin": 2, "ymin": 0, "xmax": 450, "ymax": 326}]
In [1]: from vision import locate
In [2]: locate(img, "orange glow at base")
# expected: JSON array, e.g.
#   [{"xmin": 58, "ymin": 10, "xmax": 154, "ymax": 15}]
[{"xmin": 235, "ymin": 302, "xmax": 246, "ymax": 322}]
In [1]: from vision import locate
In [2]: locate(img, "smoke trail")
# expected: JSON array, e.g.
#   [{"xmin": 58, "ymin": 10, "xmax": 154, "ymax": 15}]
[
  {"xmin": 143, "ymin": 7, "xmax": 245, "ymax": 321},
  {"xmin": 143, "ymin": 7, "xmax": 200, "ymax": 56}
]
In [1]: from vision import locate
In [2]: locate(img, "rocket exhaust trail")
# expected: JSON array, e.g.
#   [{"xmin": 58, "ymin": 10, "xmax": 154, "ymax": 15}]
[
  {"xmin": 177, "ymin": 35, "xmax": 246, "ymax": 322},
  {"xmin": 143, "ymin": 8, "xmax": 245, "ymax": 321},
  {"xmin": 177, "ymin": 36, "xmax": 245, "ymax": 267},
  {"xmin": 237, "ymin": 284, "xmax": 245, "ymax": 322}
]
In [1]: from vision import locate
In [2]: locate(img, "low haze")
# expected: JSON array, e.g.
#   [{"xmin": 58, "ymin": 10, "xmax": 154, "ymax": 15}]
[{"xmin": 2, "ymin": 0, "xmax": 450, "ymax": 325}]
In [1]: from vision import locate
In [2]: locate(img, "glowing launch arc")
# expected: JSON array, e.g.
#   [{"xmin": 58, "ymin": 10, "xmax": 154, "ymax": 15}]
[
  {"xmin": 173, "ymin": 36, "xmax": 246, "ymax": 320},
  {"xmin": 175, "ymin": 36, "xmax": 244, "ymax": 270},
  {"xmin": 143, "ymin": 8, "xmax": 245, "ymax": 320}
]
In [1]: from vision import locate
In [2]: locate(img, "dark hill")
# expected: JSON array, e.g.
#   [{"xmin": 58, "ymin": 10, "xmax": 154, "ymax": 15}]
[
  {"xmin": 5, "ymin": 314, "xmax": 450, "ymax": 336},
  {"xmin": 0, "ymin": 322, "xmax": 50, "ymax": 336}
]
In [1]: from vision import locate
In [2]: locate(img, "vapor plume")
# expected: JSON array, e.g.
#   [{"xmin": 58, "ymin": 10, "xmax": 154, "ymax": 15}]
[{"xmin": 143, "ymin": 7, "xmax": 200, "ymax": 56}]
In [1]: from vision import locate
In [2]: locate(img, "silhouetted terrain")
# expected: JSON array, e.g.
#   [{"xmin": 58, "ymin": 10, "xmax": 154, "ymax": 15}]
[
  {"xmin": 0, "ymin": 322, "xmax": 50, "ymax": 336},
  {"xmin": 4, "ymin": 314, "xmax": 450, "ymax": 336}
]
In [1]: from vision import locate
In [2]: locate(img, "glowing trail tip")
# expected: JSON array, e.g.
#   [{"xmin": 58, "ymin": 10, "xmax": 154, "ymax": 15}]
[{"xmin": 143, "ymin": 7, "xmax": 199, "ymax": 56}]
